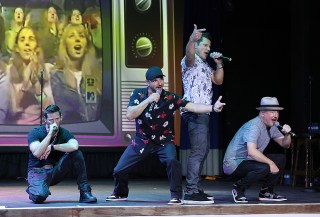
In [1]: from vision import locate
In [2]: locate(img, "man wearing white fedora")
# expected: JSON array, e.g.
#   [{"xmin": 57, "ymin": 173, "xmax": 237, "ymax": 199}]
[{"xmin": 223, "ymin": 97, "xmax": 293, "ymax": 203}]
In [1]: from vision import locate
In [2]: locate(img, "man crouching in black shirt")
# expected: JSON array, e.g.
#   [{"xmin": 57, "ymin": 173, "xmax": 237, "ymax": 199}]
[{"xmin": 26, "ymin": 104, "xmax": 97, "ymax": 204}]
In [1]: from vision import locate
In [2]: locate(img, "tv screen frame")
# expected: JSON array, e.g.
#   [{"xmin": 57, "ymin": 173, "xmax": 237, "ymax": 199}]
[{"xmin": 0, "ymin": 0, "xmax": 116, "ymax": 147}]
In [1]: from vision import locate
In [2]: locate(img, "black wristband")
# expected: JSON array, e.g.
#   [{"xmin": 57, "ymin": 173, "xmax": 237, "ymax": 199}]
[
  {"xmin": 212, "ymin": 105, "xmax": 215, "ymax": 112},
  {"xmin": 51, "ymin": 143, "xmax": 55, "ymax": 152}
]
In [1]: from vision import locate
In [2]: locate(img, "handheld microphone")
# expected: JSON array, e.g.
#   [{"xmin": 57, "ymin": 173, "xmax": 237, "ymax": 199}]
[
  {"xmin": 275, "ymin": 122, "xmax": 296, "ymax": 137},
  {"xmin": 150, "ymin": 90, "xmax": 161, "ymax": 110},
  {"xmin": 210, "ymin": 53, "xmax": 232, "ymax": 61},
  {"xmin": 52, "ymin": 125, "xmax": 58, "ymax": 132}
]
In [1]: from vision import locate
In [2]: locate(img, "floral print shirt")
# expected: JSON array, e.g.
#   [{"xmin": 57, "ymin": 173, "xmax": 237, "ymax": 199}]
[
  {"xmin": 181, "ymin": 54, "xmax": 214, "ymax": 105},
  {"xmin": 128, "ymin": 87, "xmax": 189, "ymax": 154}
]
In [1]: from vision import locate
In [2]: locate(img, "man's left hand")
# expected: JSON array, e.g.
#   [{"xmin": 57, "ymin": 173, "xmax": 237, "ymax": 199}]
[{"xmin": 213, "ymin": 96, "xmax": 226, "ymax": 112}]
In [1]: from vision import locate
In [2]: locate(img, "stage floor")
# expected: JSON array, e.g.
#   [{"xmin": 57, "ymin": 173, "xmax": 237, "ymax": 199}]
[{"xmin": 0, "ymin": 178, "xmax": 320, "ymax": 216}]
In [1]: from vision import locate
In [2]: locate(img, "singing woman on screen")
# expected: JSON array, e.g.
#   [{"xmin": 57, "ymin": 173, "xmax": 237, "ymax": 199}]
[
  {"xmin": 0, "ymin": 27, "xmax": 54, "ymax": 124},
  {"xmin": 50, "ymin": 23, "xmax": 102, "ymax": 123}
]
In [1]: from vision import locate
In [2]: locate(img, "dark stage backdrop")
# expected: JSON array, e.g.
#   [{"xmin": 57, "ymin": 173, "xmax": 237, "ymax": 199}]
[
  {"xmin": 221, "ymin": 0, "xmax": 320, "ymax": 148},
  {"xmin": 220, "ymin": 0, "xmax": 292, "ymax": 147},
  {"xmin": 180, "ymin": 0, "xmax": 320, "ymax": 148}
]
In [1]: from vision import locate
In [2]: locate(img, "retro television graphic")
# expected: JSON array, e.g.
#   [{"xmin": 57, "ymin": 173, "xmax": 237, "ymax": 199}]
[{"xmin": 0, "ymin": 0, "xmax": 172, "ymax": 147}]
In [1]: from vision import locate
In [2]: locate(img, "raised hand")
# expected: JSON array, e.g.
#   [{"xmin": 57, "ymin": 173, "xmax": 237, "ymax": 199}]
[{"xmin": 190, "ymin": 24, "xmax": 206, "ymax": 42}]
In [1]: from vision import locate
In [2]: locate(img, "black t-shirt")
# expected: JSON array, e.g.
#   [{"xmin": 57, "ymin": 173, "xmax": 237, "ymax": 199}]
[{"xmin": 27, "ymin": 125, "xmax": 75, "ymax": 172}]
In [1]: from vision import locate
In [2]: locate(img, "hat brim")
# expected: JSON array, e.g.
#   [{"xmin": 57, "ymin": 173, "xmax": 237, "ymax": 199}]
[
  {"xmin": 256, "ymin": 107, "xmax": 284, "ymax": 111},
  {"xmin": 147, "ymin": 75, "xmax": 165, "ymax": 80}
]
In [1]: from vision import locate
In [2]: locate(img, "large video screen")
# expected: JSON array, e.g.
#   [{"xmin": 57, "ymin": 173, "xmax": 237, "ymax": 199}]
[{"xmin": 0, "ymin": 0, "xmax": 114, "ymax": 145}]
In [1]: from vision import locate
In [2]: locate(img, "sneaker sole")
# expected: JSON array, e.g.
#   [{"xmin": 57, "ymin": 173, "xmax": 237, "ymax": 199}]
[
  {"xmin": 232, "ymin": 190, "xmax": 248, "ymax": 203},
  {"xmin": 183, "ymin": 200, "xmax": 214, "ymax": 205},
  {"xmin": 106, "ymin": 198, "xmax": 128, "ymax": 201},
  {"xmin": 259, "ymin": 197, "xmax": 287, "ymax": 201},
  {"xmin": 168, "ymin": 202, "xmax": 183, "ymax": 205}
]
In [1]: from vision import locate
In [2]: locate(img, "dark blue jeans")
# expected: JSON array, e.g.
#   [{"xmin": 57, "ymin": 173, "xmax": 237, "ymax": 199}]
[
  {"xmin": 27, "ymin": 150, "xmax": 89, "ymax": 203},
  {"xmin": 229, "ymin": 154, "xmax": 286, "ymax": 190},
  {"xmin": 185, "ymin": 113, "xmax": 210, "ymax": 194},
  {"xmin": 113, "ymin": 142, "xmax": 182, "ymax": 199}
]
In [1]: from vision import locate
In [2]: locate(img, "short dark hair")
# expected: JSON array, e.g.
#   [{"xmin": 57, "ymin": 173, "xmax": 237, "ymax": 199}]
[
  {"xmin": 43, "ymin": 104, "xmax": 61, "ymax": 118},
  {"xmin": 198, "ymin": 32, "xmax": 212, "ymax": 44}
]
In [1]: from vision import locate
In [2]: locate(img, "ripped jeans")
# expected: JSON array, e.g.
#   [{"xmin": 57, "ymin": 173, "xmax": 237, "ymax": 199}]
[{"xmin": 26, "ymin": 150, "xmax": 89, "ymax": 203}]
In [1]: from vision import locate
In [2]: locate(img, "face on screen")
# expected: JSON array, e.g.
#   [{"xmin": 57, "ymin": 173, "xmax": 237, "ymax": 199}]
[
  {"xmin": 14, "ymin": 7, "xmax": 24, "ymax": 23},
  {"xmin": 47, "ymin": 7, "xmax": 57, "ymax": 23},
  {"xmin": 71, "ymin": 9, "xmax": 82, "ymax": 25},
  {"xmin": 65, "ymin": 25, "xmax": 88, "ymax": 60},
  {"xmin": 15, "ymin": 28, "xmax": 38, "ymax": 61}
]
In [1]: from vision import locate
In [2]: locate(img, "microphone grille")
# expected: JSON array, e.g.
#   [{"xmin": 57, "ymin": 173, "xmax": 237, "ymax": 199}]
[
  {"xmin": 156, "ymin": 89, "xmax": 162, "ymax": 94},
  {"xmin": 274, "ymin": 121, "xmax": 280, "ymax": 127}
]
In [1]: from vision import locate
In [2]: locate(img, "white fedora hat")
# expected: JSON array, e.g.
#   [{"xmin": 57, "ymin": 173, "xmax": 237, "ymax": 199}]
[{"xmin": 256, "ymin": 97, "xmax": 284, "ymax": 111}]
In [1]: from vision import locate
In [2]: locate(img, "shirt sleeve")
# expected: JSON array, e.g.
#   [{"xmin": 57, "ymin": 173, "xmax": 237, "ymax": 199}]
[
  {"xmin": 27, "ymin": 128, "xmax": 42, "ymax": 145},
  {"xmin": 128, "ymin": 89, "xmax": 145, "ymax": 107}
]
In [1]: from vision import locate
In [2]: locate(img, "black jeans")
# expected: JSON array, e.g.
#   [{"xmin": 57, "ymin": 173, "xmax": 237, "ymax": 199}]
[
  {"xmin": 228, "ymin": 154, "xmax": 286, "ymax": 190},
  {"xmin": 112, "ymin": 142, "xmax": 182, "ymax": 199},
  {"xmin": 26, "ymin": 150, "xmax": 89, "ymax": 203}
]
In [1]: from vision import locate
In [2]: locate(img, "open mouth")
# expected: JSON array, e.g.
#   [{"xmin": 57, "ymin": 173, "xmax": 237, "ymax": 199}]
[
  {"xmin": 74, "ymin": 45, "xmax": 82, "ymax": 51},
  {"xmin": 73, "ymin": 45, "xmax": 83, "ymax": 55}
]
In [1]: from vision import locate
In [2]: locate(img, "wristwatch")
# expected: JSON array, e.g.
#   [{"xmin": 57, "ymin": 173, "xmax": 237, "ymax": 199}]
[{"xmin": 51, "ymin": 143, "xmax": 55, "ymax": 152}]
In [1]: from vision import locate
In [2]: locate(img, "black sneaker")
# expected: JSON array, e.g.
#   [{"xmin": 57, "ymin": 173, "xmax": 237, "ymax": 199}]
[
  {"xmin": 259, "ymin": 191, "xmax": 287, "ymax": 201},
  {"xmin": 168, "ymin": 198, "xmax": 183, "ymax": 205},
  {"xmin": 232, "ymin": 184, "xmax": 248, "ymax": 203},
  {"xmin": 183, "ymin": 192, "xmax": 214, "ymax": 205},
  {"xmin": 198, "ymin": 189, "xmax": 214, "ymax": 200},
  {"xmin": 106, "ymin": 194, "xmax": 128, "ymax": 201}
]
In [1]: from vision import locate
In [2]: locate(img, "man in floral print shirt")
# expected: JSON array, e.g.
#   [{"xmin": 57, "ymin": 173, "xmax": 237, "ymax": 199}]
[
  {"xmin": 106, "ymin": 66, "xmax": 225, "ymax": 205},
  {"xmin": 181, "ymin": 24, "xmax": 225, "ymax": 205}
]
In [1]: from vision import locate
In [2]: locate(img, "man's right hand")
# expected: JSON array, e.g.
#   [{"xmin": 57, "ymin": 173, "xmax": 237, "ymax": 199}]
[
  {"xmin": 148, "ymin": 92, "xmax": 160, "ymax": 104},
  {"xmin": 49, "ymin": 122, "xmax": 58, "ymax": 134}
]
